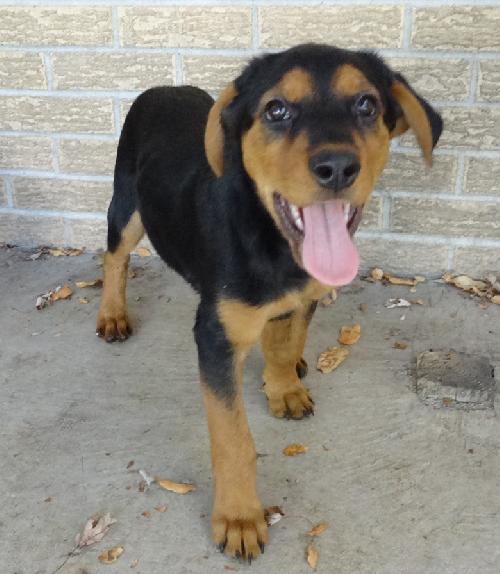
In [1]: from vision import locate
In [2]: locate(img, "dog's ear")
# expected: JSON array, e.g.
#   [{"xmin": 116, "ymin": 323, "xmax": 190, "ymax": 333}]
[
  {"xmin": 204, "ymin": 83, "xmax": 238, "ymax": 177},
  {"xmin": 389, "ymin": 73, "xmax": 443, "ymax": 166}
]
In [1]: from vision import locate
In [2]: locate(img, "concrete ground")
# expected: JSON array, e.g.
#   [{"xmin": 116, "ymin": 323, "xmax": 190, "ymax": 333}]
[{"xmin": 1, "ymin": 245, "xmax": 499, "ymax": 574}]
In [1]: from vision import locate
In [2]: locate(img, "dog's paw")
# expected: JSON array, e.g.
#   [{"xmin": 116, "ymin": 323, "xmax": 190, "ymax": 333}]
[
  {"xmin": 266, "ymin": 381, "xmax": 314, "ymax": 419},
  {"xmin": 96, "ymin": 309, "xmax": 132, "ymax": 342},
  {"xmin": 296, "ymin": 357, "xmax": 308, "ymax": 379},
  {"xmin": 212, "ymin": 506, "xmax": 268, "ymax": 562}
]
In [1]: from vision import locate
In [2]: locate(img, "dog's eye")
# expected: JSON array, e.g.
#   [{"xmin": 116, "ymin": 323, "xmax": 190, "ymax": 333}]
[
  {"xmin": 264, "ymin": 99, "xmax": 291, "ymax": 122},
  {"xmin": 355, "ymin": 94, "xmax": 379, "ymax": 119}
]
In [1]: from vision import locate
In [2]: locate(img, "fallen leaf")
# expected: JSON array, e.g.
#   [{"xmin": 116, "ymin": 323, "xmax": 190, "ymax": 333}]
[
  {"xmin": 283, "ymin": 443, "xmax": 308, "ymax": 456},
  {"xmin": 492, "ymin": 295, "xmax": 500, "ymax": 305},
  {"xmin": 128, "ymin": 269, "xmax": 137, "ymax": 279},
  {"xmin": 49, "ymin": 247, "xmax": 83, "ymax": 257},
  {"xmin": 359, "ymin": 303, "xmax": 368, "ymax": 312},
  {"xmin": 78, "ymin": 297, "xmax": 89, "ymax": 305},
  {"xmin": 307, "ymin": 522, "xmax": 329, "ymax": 537},
  {"xmin": 319, "ymin": 288, "xmax": 337, "ymax": 307},
  {"xmin": 224, "ymin": 566, "xmax": 238, "ymax": 572},
  {"xmin": 154, "ymin": 505, "xmax": 168, "ymax": 513},
  {"xmin": 410, "ymin": 299, "xmax": 425, "ymax": 306},
  {"xmin": 264, "ymin": 505, "xmax": 285, "ymax": 526},
  {"xmin": 44, "ymin": 496, "xmax": 53, "ymax": 503},
  {"xmin": 393, "ymin": 341, "xmax": 408, "ymax": 350},
  {"xmin": 135, "ymin": 247, "xmax": 151, "ymax": 257},
  {"xmin": 384, "ymin": 272, "xmax": 418, "ymax": 286},
  {"xmin": 98, "ymin": 545, "xmax": 124, "ymax": 564},
  {"xmin": 141, "ymin": 511, "xmax": 151, "ymax": 518},
  {"xmin": 131, "ymin": 559, "xmax": 139, "ymax": 568},
  {"xmin": 52, "ymin": 285, "xmax": 73, "ymax": 301},
  {"xmin": 385, "ymin": 298, "xmax": 411, "ymax": 309},
  {"xmin": 75, "ymin": 278, "xmax": 103, "ymax": 288},
  {"xmin": 156, "ymin": 478, "xmax": 196, "ymax": 494},
  {"xmin": 127, "ymin": 460, "xmax": 135, "ymax": 469},
  {"xmin": 75, "ymin": 513, "xmax": 116, "ymax": 547},
  {"xmin": 138, "ymin": 469, "xmax": 155, "ymax": 489},
  {"xmin": 316, "ymin": 347, "xmax": 349, "ymax": 374},
  {"xmin": 371, "ymin": 267, "xmax": 384, "ymax": 281},
  {"xmin": 306, "ymin": 542, "xmax": 318, "ymax": 569},
  {"xmin": 338, "ymin": 323, "xmax": 361, "ymax": 345}
]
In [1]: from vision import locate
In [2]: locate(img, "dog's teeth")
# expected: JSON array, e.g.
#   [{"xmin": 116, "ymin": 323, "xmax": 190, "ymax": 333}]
[
  {"xmin": 344, "ymin": 203, "xmax": 350, "ymax": 223},
  {"xmin": 289, "ymin": 204, "xmax": 300, "ymax": 219},
  {"xmin": 295, "ymin": 216, "xmax": 304, "ymax": 231}
]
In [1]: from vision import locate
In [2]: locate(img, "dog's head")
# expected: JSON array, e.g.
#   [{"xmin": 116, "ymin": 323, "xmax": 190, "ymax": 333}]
[{"xmin": 205, "ymin": 44, "xmax": 443, "ymax": 286}]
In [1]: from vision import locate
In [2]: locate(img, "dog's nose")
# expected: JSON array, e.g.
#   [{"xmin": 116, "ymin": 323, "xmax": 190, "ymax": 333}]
[{"xmin": 309, "ymin": 151, "xmax": 360, "ymax": 192}]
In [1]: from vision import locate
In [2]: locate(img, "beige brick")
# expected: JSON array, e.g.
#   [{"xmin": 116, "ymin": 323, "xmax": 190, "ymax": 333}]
[
  {"xmin": 402, "ymin": 108, "xmax": 500, "ymax": 151},
  {"xmin": 259, "ymin": 7, "xmax": 402, "ymax": 49},
  {"xmin": 391, "ymin": 198, "xmax": 500, "ymax": 239},
  {"xmin": 360, "ymin": 196, "xmax": 383, "ymax": 230},
  {"xmin": 0, "ymin": 97, "xmax": 114, "ymax": 134},
  {"xmin": 464, "ymin": 158, "xmax": 500, "ymax": 196},
  {"xmin": 119, "ymin": 7, "xmax": 251, "ymax": 49},
  {"xmin": 59, "ymin": 139, "xmax": 117, "ymax": 176},
  {"xmin": 0, "ymin": 136, "xmax": 53, "ymax": 170},
  {"xmin": 0, "ymin": 7, "xmax": 112, "ymax": 47},
  {"xmin": 0, "ymin": 52, "xmax": 46, "ymax": 89},
  {"xmin": 0, "ymin": 179, "xmax": 6, "ymax": 207},
  {"xmin": 13, "ymin": 177, "xmax": 111, "ymax": 213},
  {"xmin": 0, "ymin": 213, "xmax": 65, "ymax": 247},
  {"xmin": 66, "ymin": 218, "xmax": 107, "ymax": 250},
  {"xmin": 377, "ymin": 153, "xmax": 457, "ymax": 193},
  {"xmin": 478, "ymin": 61, "xmax": 500, "ymax": 103},
  {"xmin": 358, "ymin": 237, "xmax": 448, "ymax": 275},
  {"xmin": 52, "ymin": 53, "xmax": 174, "ymax": 91},
  {"xmin": 387, "ymin": 58, "xmax": 470, "ymax": 102},
  {"xmin": 453, "ymin": 247, "xmax": 500, "ymax": 276},
  {"xmin": 183, "ymin": 57, "xmax": 247, "ymax": 95},
  {"xmin": 412, "ymin": 7, "xmax": 500, "ymax": 51}
]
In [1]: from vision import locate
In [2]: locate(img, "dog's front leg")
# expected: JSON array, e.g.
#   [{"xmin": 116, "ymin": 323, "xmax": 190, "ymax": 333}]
[{"xmin": 195, "ymin": 302, "xmax": 268, "ymax": 561}]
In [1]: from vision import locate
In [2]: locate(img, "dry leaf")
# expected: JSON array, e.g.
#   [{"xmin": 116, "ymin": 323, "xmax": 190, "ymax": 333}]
[
  {"xmin": 154, "ymin": 505, "xmax": 168, "ymax": 513},
  {"xmin": 415, "ymin": 276, "xmax": 426, "ymax": 284},
  {"xmin": 385, "ymin": 298, "xmax": 411, "ymax": 309},
  {"xmin": 492, "ymin": 295, "xmax": 500, "ymax": 305},
  {"xmin": 384, "ymin": 272, "xmax": 419, "ymax": 286},
  {"xmin": 131, "ymin": 559, "xmax": 139, "ymax": 568},
  {"xmin": 410, "ymin": 299, "xmax": 425, "ymax": 306},
  {"xmin": 128, "ymin": 269, "xmax": 137, "ymax": 279},
  {"xmin": 135, "ymin": 247, "xmax": 151, "ymax": 257},
  {"xmin": 338, "ymin": 323, "xmax": 361, "ymax": 345},
  {"xmin": 317, "ymin": 347, "xmax": 349, "ymax": 374},
  {"xmin": 156, "ymin": 478, "xmax": 196, "ymax": 494},
  {"xmin": 127, "ymin": 460, "xmax": 135, "ymax": 469},
  {"xmin": 98, "ymin": 545, "xmax": 124, "ymax": 564},
  {"xmin": 307, "ymin": 522, "xmax": 329, "ymax": 537},
  {"xmin": 44, "ymin": 496, "xmax": 53, "ymax": 503},
  {"xmin": 141, "ymin": 511, "xmax": 151, "ymax": 518},
  {"xmin": 52, "ymin": 285, "xmax": 73, "ymax": 301},
  {"xmin": 75, "ymin": 513, "xmax": 116, "ymax": 547},
  {"xmin": 319, "ymin": 288, "xmax": 337, "ymax": 307},
  {"xmin": 224, "ymin": 567, "xmax": 238, "ymax": 572},
  {"xmin": 306, "ymin": 542, "xmax": 318, "ymax": 569},
  {"xmin": 49, "ymin": 247, "xmax": 83, "ymax": 257},
  {"xmin": 138, "ymin": 469, "xmax": 155, "ymax": 489},
  {"xmin": 359, "ymin": 303, "xmax": 368, "ymax": 312},
  {"xmin": 393, "ymin": 341, "xmax": 408, "ymax": 350},
  {"xmin": 264, "ymin": 505, "xmax": 285, "ymax": 526},
  {"xmin": 283, "ymin": 443, "xmax": 308, "ymax": 456},
  {"xmin": 371, "ymin": 267, "xmax": 384, "ymax": 281},
  {"xmin": 75, "ymin": 278, "xmax": 103, "ymax": 288},
  {"xmin": 78, "ymin": 297, "xmax": 89, "ymax": 305}
]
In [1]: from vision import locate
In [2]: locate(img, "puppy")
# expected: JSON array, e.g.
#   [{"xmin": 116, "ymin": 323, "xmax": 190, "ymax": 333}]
[{"xmin": 96, "ymin": 43, "xmax": 443, "ymax": 561}]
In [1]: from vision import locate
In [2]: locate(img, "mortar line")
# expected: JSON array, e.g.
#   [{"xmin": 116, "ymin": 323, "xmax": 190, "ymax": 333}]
[
  {"xmin": 356, "ymin": 230, "xmax": 500, "ymax": 248},
  {"xmin": 4, "ymin": 0, "xmax": 500, "ymax": 6},
  {"xmin": 41, "ymin": 53, "xmax": 53, "ymax": 90},
  {"xmin": 401, "ymin": 6, "xmax": 413, "ymax": 49},
  {"xmin": 469, "ymin": 59, "xmax": 480, "ymax": 104},
  {"xmin": 51, "ymin": 136, "xmax": 61, "ymax": 173},
  {"xmin": 174, "ymin": 53, "xmax": 183, "ymax": 86},
  {"xmin": 0, "ymin": 206, "xmax": 107, "ymax": 220},
  {"xmin": 111, "ymin": 6, "xmax": 120, "ymax": 48},
  {"xmin": 3, "ymin": 175, "xmax": 14, "ymax": 208},
  {"xmin": 454, "ymin": 154, "xmax": 466, "ymax": 195},
  {"xmin": 251, "ymin": 5, "xmax": 260, "ymax": 50}
]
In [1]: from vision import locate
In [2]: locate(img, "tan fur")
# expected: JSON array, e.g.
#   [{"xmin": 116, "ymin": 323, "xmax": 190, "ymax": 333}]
[
  {"xmin": 278, "ymin": 67, "xmax": 314, "ymax": 102},
  {"xmin": 331, "ymin": 64, "xmax": 378, "ymax": 97},
  {"xmin": 391, "ymin": 80, "xmax": 434, "ymax": 166},
  {"xmin": 96, "ymin": 211, "xmax": 144, "ymax": 341},
  {"xmin": 202, "ymin": 369, "xmax": 268, "ymax": 558},
  {"xmin": 204, "ymin": 83, "xmax": 238, "ymax": 177}
]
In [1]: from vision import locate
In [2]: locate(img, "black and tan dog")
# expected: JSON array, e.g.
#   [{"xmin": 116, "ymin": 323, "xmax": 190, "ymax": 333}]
[{"xmin": 96, "ymin": 43, "xmax": 442, "ymax": 561}]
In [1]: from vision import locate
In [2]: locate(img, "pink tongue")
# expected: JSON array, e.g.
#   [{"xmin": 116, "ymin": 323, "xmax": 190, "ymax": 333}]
[{"xmin": 301, "ymin": 200, "xmax": 359, "ymax": 286}]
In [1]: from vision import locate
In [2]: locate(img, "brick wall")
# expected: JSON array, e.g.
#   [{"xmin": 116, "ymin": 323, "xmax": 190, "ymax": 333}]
[{"xmin": 1, "ymin": 2, "xmax": 500, "ymax": 275}]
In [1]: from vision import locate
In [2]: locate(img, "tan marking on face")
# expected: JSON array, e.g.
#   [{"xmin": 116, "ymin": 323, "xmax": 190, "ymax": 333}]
[
  {"xmin": 331, "ymin": 64, "xmax": 377, "ymax": 98},
  {"xmin": 278, "ymin": 67, "xmax": 314, "ymax": 102},
  {"xmin": 350, "ymin": 115, "xmax": 390, "ymax": 205}
]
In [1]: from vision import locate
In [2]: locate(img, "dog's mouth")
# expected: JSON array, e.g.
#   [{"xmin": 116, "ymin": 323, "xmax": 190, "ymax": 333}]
[{"xmin": 273, "ymin": 192, "xmax": 363, "ymax": 286}]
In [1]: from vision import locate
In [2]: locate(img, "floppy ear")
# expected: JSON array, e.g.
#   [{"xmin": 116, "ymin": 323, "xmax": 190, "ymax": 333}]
[
  {"xmin": 204, "ymin": 83, "xmax": 238, "ymax": 177},
  {"xmin": 390, "ymin": 73, "xmax": 443, "ymax": 166}
]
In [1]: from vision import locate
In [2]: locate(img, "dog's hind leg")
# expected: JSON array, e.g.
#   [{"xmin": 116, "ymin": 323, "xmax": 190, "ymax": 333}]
[
  {"xmin": 96, "ymin": 170, "xmax": 144, "ymax": 341},
  {"xmin": 260, "ymin": 301, "xmax": 317, "ymax": 419}
]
